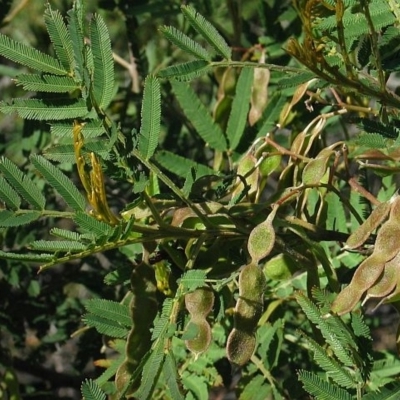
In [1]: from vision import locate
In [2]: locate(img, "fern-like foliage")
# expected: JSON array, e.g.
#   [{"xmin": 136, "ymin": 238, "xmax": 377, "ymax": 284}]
[
  {"xmin": 81, "ymin": 379, "xmax": 107, "ymax": 400},
  {"xmin": 296, "ymin": 289, "xmax": 375, "ymax": 399}
]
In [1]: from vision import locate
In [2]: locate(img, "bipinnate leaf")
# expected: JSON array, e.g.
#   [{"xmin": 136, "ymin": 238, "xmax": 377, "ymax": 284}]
[
  {"xmin": 138, "ymin": 75, "xmax": 161, "ymax": 160},
  {"xmin": 0, "ymin": 32, "xmax": 67, "ymax": 75},
  {"xmin": 44, "ymin": 4, "xmax": 74, "ymax": 71},
  {"xmin": 0, "ymin": 98, "xmax": 88, "ymax": 120},
  {"xmin": 159, "ymin": 26, "xmax": 212, "ymax": 61},
  {"xmin": 181, "ymin": 5, "xmax": 231, "ymax": 60},
  {"xmin": 171, "ymin": 80, "xmax": 227, "ymax": 151},
  {"xmin": 0, "ymin": 157, "xmax": 45, "ymax": 210},
  {"xmin": 298, "ymin": 370, "xmax": 353, "ymax": 400},
  {"xmin": 85, "ymin": 299, "xmax": 131, "ymax": 328},
  {"xmin": 90, "ymin": 13, "xmax": 115, "ymax": 109},
  {"xmin": 30, "ymin": 154, "xmax": 86, "ymax": 211},
  {"xmin": 0, "ymin": 176, "xmax": 20, "ymax": 210},
  {"xmin": 81, "ymin": 379, "xmax": 106, "ymax": 400},
  {"xmin": 248, "ymin": 207, "xmax": 277, "ymax": 264},
  {"xmin": 226, "ymin": 67, "xmax": 253, "ymax": 150},
  {"xmin": 163, "ymin": 352, "xmax": 184, "ymax": 400},
  {"xmin": 157, "ymin": 60, "xmax": 211, "ymax": 81},
  {"xmin": 345, "ymin": 201, "xmax": 391, "ymax": 249},
  {"xmin": 15, "ymin": 74, "xmax": 79, "ymax": 93},
  {"xmin": 0, "ymin": 210, "xmax": 41, "ymax": 227}
]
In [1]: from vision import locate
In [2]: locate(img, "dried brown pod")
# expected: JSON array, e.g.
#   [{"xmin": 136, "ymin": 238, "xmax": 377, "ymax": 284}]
[
  {"xmin": 364, "ymin": 251, "xmax": 400, "ymax": 303},
  {"xmin": 345, "ymin": 201, "xmax": 391, "ymax": 250}
]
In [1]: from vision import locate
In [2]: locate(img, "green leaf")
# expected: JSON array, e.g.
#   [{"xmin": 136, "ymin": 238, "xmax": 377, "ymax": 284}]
[
  {"xmin": 50, "ymin": 228, "xmax": 82, "ymax": 241},
  {"xmin": 159, "ymin": 26, "xmax": 212, "ymax": 61},
  {"xmin": 298, "ymin": 370, "xmax": 353, "ymax": 400},
  {"xmin": 44, "ymin": 4, "xmax": 74, "ymax": 71},
  {"xmin": 0, "ymin": 33, "xmax": 67, "ymax": 75},
  {"xmin": 90, "ymin": 13, "xmax": 114, "ymax": 109},
  {"xmin": 0, "ymin": 210, "xmax": 41, "ymax": 227},
  {"xmin": 0, "ymin": 250, "xmax": 53, "ymax": 262},
  {"xmin": 154, "ymin": 150, "xmax": 215, "ymax": 178},
  {"xmin": 81, "ymin": 379, "xmax": 106, "ymax": 400},
  {"xmin": 0, "ymin": 98, "xmax": 88, "ymax": 120},
  {"xmin": 171, "ymin": 80, "xmax": 227, "ymax": 151},
  {"xmin": 15, "ymin": 74, "xmax": 79, "ymax": 93},
  {"xmin": 67, "ymin": 5, "xmax": 85, "ymax": 83},
  {"xmin": 0, "ymin": 176, "xmax": 21, "ymax": 210},
  {"xmin": 84, "ymin": 299, "xmax": 132, "ymax": 328},
  {"xmin": 29, "ymin": 240, "xmax": 87, "ymax": 252},
  {"xmin": 363, "ymin": 382, "xmax": 400, "ymax": 399},
  {"xmin": 82, "ymin": 313, "xmax": 129, "ymax": 338},
  {"xmin": 30, "ymin": 155, "xmax": 86, "ymax": 211},
  {"xmin": 300, "ymin": 333, "xmax": 356, "ymax": 388},
  {"xmin": 51, "ymin": 120, "xmax": 105, "ymax": 139},
  {"xmin": 135, "ymin": 339, "xmax": 165, "ymax": 400},
  {"xmin": 163, "ymin": 351, "xmax": 184, "ymax": 400},
  {"xmin": 179, "ymin": 270, "xmax": 207, "ymax": 292},
  {"xmin": 226, "ymin": 67, "xmax": 253, "ymax": 150},
  {"xmin": 73, "ymin": 212, "xmax": 114, "ymax": 237},
  {"xmin": 138, "ymin": 75, "xmax": 161, "ymax": 160},
  {"xmin": 157, "ymin": 60, "xmax": 211, "ymax": 81},
  {"xmin": 0, "ymin": 157, "xmax": 45, "ymax": 210},
  {"xmin": 181, "ymin": 5, "xmax": 231, "ymax": 59}
]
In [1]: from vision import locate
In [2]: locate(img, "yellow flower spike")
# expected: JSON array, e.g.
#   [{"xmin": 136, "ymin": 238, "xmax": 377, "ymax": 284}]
[
  {"xmin": 89, "ymin": 152, "xmax": 119, "ymax": 225},
  {"xmin": 73, "ymin": 120, "xmax": 91, "ymax": 195}
]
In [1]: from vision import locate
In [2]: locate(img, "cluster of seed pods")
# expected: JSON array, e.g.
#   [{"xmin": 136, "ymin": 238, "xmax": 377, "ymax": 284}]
[{"xmin": 331, "ymin": 194, "xmax": 400, "ymax": 315}]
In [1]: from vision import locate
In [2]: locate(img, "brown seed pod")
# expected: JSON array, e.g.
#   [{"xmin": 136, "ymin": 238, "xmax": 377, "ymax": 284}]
[
  {"xmin": 226, "ymin": 328, "xmax": 256, "ymax": 367},
  {"xmin": 345, "ymin": 201, "xmax": 391, "ymax": 250},
  {"xmin": 365, "ymin": 251, "xmax": 400, "ymax": 302},
  {"xmin": 331, "ymin": 282, "xmax": 364, "ymax": 316},
  {"xmin": 115, "ymin": 262, "xmax": 158, "ymax": 393},
  {"xmin": 184, "ymin": 286, "xmax": 214, "ymax": 318},
  {"xmin": 184, "ymin": 319, "xmax": 212, "ymax": 358},
  {"xmin": 372, "ymin": 221, "xmax": 400, "ymax": 263}
]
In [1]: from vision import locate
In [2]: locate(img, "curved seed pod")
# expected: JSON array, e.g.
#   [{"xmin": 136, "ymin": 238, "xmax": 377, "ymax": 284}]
[
  {"xmin": 389, "ymin": 194, "xmax": 400, "ymax": 223},
  {"xmin": 364, "ymin": 252, "xmax": 400, "ymax": 303},
  {"xmin": 115, "ymin": 360, "xmax": 132, "ymax": 393},
  {"xmin": 372, "ymin": 221, "xmax": 400, "ymax": 263},
  {"xmin": 226, "ymin": 328, "xmax": 256, "ymax": 367},
  {"xmin": 185, "ymin": 319, "xmax": 212, "ymax": 358},
  {"xmin": 302, "ymin": 155, "xmax": 330, "ymax": 185},
  {"xmin": 258, "ymin": 151, "xmax": 281, "ymax": 178},
  {"xmin": 185, "ymin": 286, "xmax": 215, "ymax": 317},
  {"xmin": 345, "ymin": 201, "xmax": 391, "ymax": 249},
  {"xmin": 331, "ymin": 282, "xmax": 364, "ymax": 315},
  {"xmin": 248, "ymin": 206, "xmax": 277, "ymax": 264}
]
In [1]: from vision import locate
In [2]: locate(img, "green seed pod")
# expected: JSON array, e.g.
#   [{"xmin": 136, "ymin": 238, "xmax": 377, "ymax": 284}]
[
  {"xmin": 263, "ymin": 253, "xmax": 299, "ymax": 280},
  {"xmin": 226, "ymin": 328, "xmax": 256, "ymax": 367},
  {"xmin": 345, "ymin": 201, "xmax": 391, "ymax": 249},
  {"xmin": 248, "ymin": 207, "xmax": 277, "ymax": 264},
  {"xmin": 185, "ymin": 286, "xmax": 215, "ymax": 318},
  {"xmin": 232, "ymin": 153, "xmax": 260, "ymax": 198},
  {"xmin": 302, "ymin": 156, "xmax": 330, "ymax": 185},
  {"xmin": 184, "ymin": 319, "xmax": 212, "ymax": 358},
  {"xmin": 238, "ymin": 263, "xmax": 266, "ymax": 303}
]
